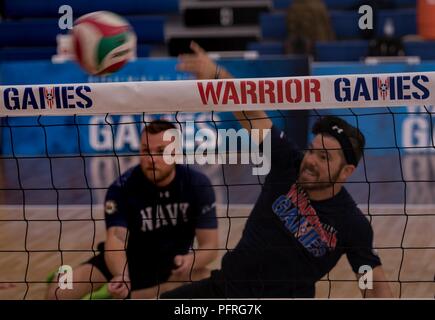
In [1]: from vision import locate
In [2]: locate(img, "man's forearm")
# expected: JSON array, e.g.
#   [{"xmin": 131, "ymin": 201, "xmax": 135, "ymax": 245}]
[
  {"xmin": 208, "ymin": 64, "xmax": 271, "ymax": 133},
  {"xmin": 105, "ymin": 249, "xmax": 129, "ymax": 278},
  {"xmin": 176, "ymin": 42, "xmax": 272, "ymax": 135},
  {"xmin": 363, "ymin": 281, "xmax": 393, "ymax": 298},
  {"xmin": 190, "ymin": 247, "xmax": 218, "ymax": 271},
  {"xmin": 214, "ymin": 67, "xmax": 272, "ymax": 133},
  {"xmin": 129, "ymin": 248, "xmax": 216, "ymax": 299},
  {"xmin": 105, "ymin": 227, "xmax": 129, "ymax": 278},
  {"xmin": 359, "ymin": 266, "xmax": 393, "ymax": 298}
]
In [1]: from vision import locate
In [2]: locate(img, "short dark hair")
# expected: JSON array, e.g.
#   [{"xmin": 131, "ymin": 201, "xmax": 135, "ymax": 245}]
[
  {"xmin": 312, "ymin": 116, "xmax": 366, "ymax": 165},
  {"xmin": 142, "ymin": 120, "xmax": 176, "ymax": 135}
]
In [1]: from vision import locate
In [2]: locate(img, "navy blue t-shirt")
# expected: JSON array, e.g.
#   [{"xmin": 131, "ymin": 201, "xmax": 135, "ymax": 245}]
[
  {"xmin": 104, "ymin": 164, "xmax": 217, "ymax": 288},
  {"xmin": 219, "ymin": 126, "xmax": 381, "ymax": 298}
]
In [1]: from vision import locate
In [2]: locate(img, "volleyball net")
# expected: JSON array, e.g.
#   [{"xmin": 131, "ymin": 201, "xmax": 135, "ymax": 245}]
[{"xmin": 0, "ymin": 72, "xmax": 434, "ymax": 299}]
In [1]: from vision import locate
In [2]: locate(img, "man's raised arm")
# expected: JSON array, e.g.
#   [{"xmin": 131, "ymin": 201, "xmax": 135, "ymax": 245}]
[{"xmin": 177, "ymin": 41, "xmax": 272, "ymax": 137}]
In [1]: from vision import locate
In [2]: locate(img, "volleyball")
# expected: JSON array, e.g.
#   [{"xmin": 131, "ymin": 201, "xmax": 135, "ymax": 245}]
[{"xmin": 72, "ymin": 11, "xmax": 136, "ymax": 75}]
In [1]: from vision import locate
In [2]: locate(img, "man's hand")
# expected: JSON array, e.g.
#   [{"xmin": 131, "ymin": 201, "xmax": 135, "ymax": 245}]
[
  {"xmin": 177, "ymin": 41, "xmax": 221, "ymax": 80},
  {"xmin": 358, "ymin": 266, "xmax": 393, "ymax": 298},
  {"xmin": 171, "ymin": 254, "xmax": 195, "ymax": 281},
  {"xmin": 108, "ymin": 274, "xmax": 131, "ymax": 299}
]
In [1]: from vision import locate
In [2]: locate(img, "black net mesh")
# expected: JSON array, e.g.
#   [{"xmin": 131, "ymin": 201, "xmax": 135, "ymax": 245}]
[{"xmin": 0, "ymin": 108, "xmax": 433, "ymax": 299}]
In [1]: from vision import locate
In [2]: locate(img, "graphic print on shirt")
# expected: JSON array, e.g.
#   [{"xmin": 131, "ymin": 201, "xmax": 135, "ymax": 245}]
[
  {"xmin": 140, "ymin": 202, "xmax": 190, "ymax": 231},
  {"xmin": 272, "ymin": 184, "xmax": 338, "ymax": 257}
]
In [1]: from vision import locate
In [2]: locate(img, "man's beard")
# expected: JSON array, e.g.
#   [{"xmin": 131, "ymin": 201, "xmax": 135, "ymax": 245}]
[{"xmin": 297, "ymin": 164, "xmax": 342, "ymax": 191}]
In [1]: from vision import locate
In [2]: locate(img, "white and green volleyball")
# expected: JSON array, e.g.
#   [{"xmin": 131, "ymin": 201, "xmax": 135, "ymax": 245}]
[{"xmin": 72, "ymin": 11, "xmax": 137, "ymax": 75}]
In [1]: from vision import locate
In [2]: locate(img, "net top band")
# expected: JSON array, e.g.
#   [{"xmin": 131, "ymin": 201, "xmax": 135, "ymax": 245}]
[{"xmin": 1, "ymin": 71, "xmax": 434, "ymax": 116}]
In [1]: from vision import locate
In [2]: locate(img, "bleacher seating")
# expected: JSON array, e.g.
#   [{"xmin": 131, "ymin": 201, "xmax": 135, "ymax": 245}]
[
  {"xmin": 273, "ymin": 0, "xmax": 416, "ymax": 10},
  {"xmin": 183, "ymin": 2, "xmax": 269, "ymax": 27},
  {"xmin": 247, "ymin": 41, "xmax": 285, "ymax": 55},
  {"xmin": 0, "ymin": 0, "xmax": 431, "ymax": 62},
  {"xmin": 323, "ymin": 0, "xmax": 361, "ymax": 10},
  {"xmin": 0, "ymin": 47, "xmax": 57, "ymax": 61},
  {"xmin": 2, "ymin": 0, "xmax": 178, "ymax": 18},
  {"xmin": 315, "ymin": 40, "xmax": 369, "ymax": 61},
  {"xmin": 404, "ymin": 41, "xmax": 435, "ymax": 60},
  {"xmin": 330, "ymin": 10, "xmax": 362, "ymax": 39},
  {"xmin": 375, "ymin": 9, "xmax": 417, "ymax": 37},
  {"xmin": 0, "ymin": 45, "xmax": 151, "ymax": 62},
  {"xmin": 392, "ymin": 0, "xmax": 416, "ymax": 7},
  {"xmin": 171, "ymin": 1, "xmax": 268, "ymax": 56},
  {"xmin": 0, "ymin": 16, "xmax": 165, "ymax": 46},
  {"xmin": 273, "ymin": 0, "xmax": 361, "ymax": 10},
  {"xmin": 272, "ymin": 0, "xmax": 293, "ymax": 10},
  {"xmin": 259, "ymin": 9, "xmax": 417, "ymax": 41},
  {"xmin": 0, "ymin": 20, "xmax": 66, "ymax": 47},
  {"xmin": 0, "ymin": 0, "xmax": 169, "ymax": 61},
  {"xmin": 127, "ymin": 16, "xmax": 166, "ymax": 43},
  {"xmin": 252, "ymin": 3, "xmax": 421, "ymax": 61},
  {"xmin": 259, "ymin": 12, "xmax": 286, "ymax": 40}
]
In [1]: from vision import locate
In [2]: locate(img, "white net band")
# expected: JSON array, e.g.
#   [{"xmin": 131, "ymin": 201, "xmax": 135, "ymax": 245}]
[{"xmin": 1, "ymin": 71, "xmax": 434, "ymax": 116}]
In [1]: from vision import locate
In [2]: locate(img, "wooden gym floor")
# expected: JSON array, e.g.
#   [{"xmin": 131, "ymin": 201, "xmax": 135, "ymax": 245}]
[{"xmin": 0, "ymin": 156, "xmax": 434, "ymax": 299}]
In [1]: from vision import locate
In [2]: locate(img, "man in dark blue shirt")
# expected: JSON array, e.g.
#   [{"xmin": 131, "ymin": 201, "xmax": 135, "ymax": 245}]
[
  {"xmin": 47, "ymin": 120, "xmax": 218, "ymax": 299},
  {"xmin": 161, "ymin": 42, "xmax": 393, "ymax": 298}
]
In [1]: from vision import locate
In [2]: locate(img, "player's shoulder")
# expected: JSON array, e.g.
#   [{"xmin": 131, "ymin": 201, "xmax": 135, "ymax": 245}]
[
  {"xmin": 109, "ymin": 165, "xmax": 141, "ymax": 190},
  {"xmin": 339, "ymin": 191, "xmax": 373, "ymax": 231},
  {"xmin": 336, "ymin": 189, "xmax": 368, "ymax": 221}
]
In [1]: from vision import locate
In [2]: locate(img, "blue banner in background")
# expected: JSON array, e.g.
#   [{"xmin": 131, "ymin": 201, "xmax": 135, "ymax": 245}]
[
  {"xmin": 1, "ymin": 56, "xmax": 309, "ymax": 156},
  {"xmin": 311, "ymin": 62, "xmax": 435, "ymax": 156}
]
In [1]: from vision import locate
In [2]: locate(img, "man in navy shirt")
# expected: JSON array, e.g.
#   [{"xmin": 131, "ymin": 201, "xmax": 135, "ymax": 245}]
[
  {"xmin": 161, "ymin": 42, "xmax": 393, "ymax": 298},
  {"xmin": 47, "ymin": 120, "xmax": 218, "ymax": 299}
]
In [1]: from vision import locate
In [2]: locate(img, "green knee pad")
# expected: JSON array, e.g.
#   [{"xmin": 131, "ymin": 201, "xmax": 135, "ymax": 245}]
[
  {"xmin": 46, "ymin": 271, "xmax": 56, "ymax": 284},
  {"xmin": 82, "ymin": 283, "xmax": 112, "ymax": 300},
  {"xmin": 46, "ymin": 270, "xmax": 112, "ymax": 299}
]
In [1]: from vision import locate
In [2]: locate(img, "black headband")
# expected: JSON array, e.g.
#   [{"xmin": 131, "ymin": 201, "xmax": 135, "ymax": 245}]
[{"xmin": 321, "ymin": 124, "xmax": 358, "ymax": 167}]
